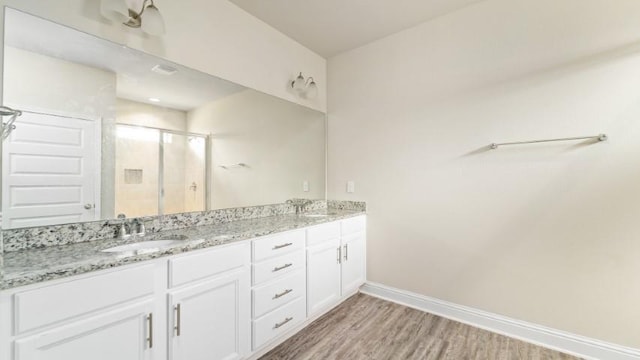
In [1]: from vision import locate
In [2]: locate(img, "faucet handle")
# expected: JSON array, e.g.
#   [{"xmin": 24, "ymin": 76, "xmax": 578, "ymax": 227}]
[
  {"xmin": 134, "ymin": 217, "xmax": 153, "ymax": 236},
  {"xmin": 117, "ymin": 222, "xmax": 130, "ymax": 239},
  {"xmin": 136, "ymin": 221, "xmax": 146, "ymax": 236}
]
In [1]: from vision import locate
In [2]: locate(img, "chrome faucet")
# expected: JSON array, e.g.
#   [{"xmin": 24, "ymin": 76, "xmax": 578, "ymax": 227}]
[
  {"xmin": 115, "ymin": 214, "xmax": 131, "ymax": 239},
  {"xmin": 114, "ymin": 214, "xmax": 148, "ymax": 239},
  {"xmin": 286, "ymin": 199, "xmax": 313, "ymax": 214}
]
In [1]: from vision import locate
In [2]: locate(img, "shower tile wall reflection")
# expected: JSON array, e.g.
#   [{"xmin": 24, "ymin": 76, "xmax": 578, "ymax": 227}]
[{"xmin": 114, "ymin": 125, "xmax": 160, "ymax": 217}]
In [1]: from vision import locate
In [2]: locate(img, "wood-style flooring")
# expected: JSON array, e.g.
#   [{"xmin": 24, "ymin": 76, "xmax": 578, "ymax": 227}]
[{"xmin": 261, "ymin": 293, "xmax": 580, "ymax": 360}]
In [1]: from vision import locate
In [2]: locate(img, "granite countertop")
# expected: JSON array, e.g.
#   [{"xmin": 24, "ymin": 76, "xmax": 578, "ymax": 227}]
[{"xmin": 1, "ymin": 209, "xmax": 364, "ymax": 290}]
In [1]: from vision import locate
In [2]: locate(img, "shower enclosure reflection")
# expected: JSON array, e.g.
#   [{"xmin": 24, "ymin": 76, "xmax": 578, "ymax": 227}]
[{"xmin": 114, "ymin": 124, "xmax": 207, "ymax": 218}]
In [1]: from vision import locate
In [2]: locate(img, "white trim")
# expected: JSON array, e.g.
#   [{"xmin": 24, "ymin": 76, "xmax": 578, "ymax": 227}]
[{"xmin": 360, "ymin": 282, "xmax": 640, "ymax": 360}]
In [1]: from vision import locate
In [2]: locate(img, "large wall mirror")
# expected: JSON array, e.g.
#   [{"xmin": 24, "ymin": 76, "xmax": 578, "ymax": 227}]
[{"xmin": 0, "ymin": 8, "xmax": 326, "ymax": 229}]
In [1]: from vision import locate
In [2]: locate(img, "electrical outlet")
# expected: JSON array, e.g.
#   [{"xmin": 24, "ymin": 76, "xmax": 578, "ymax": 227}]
[
  {"xmin": 347, "ymin": 181, "xmax": 355, "ymax": 193},
  {"xmin": 303, "ymin": 181, "xmax": 309, "ymax": 192}
]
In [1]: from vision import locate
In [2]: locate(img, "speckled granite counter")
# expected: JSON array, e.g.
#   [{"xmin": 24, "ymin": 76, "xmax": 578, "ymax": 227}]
[{"xmin": 1, "ymin": 209, "xmax": 364, "ymax": 290}]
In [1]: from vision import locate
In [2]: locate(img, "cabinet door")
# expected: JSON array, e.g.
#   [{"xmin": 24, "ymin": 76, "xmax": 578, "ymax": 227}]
[
  {"xmin": 15, "ymin": 301, "xmax": 154, "ymax": 360},
  {"xmin": 341, "ymin": 232, "xmax": 366, "ymax": 295},
  {"xmin": 306, "ymin": 238, "xmax": 342, "ymax": 316},
  {"xmin": 170, "ymin": 267, "xmax": 250, "ymax": 360}
]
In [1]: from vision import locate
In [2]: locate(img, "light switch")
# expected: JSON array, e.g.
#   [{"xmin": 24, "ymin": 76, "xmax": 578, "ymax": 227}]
[
  {"xmin": 347, "ymin": 181, "xmax": 355, "ymax": 193},
  {"xmin": 303, "ymin": 181, "xmax": 310, "ymax": 192}
]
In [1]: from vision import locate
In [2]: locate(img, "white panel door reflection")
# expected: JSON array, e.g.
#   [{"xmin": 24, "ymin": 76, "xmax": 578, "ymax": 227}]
[{"xmin": 2, "ymin": 110, "xmax": 100, "ymax": 228}]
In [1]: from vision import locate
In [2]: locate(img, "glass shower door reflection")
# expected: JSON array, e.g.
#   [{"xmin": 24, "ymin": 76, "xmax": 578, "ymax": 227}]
[
  {"xmin": 161, "ymin": 132, "xmax": 207, "ymax": 215},
  {"xmin": 115, "ymin": 124, "xmax": 207, "ymax": 218}
]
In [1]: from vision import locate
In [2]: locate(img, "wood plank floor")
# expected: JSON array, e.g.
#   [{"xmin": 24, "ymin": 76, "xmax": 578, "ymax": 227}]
[{"xmin": 261, "ymin": 294, "xmax": 581, "ymax": 360}]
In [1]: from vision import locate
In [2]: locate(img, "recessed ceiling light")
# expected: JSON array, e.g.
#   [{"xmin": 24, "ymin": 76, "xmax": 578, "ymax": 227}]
[
  {"xmin": 149, "ymin": 98, "xmax": 160, "ymax": 102},
  {"xmin": 151, "ymin": 64, "xmax": 177, "ymax": 75}
]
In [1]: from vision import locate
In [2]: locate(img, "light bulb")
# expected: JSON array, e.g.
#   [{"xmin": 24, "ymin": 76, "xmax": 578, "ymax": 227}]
[
  {"xmin": 306, "ymin": 78, "xmax": 318, "ymax": 99},
  {"xmin": 292, "ymin": 72, "xmax": 306, "ymax": 92},
  {"xmin": 141, "ymin": 4, "xmax": 165, "ymax": 36},
  {"xmin": 100, "ymin": 0, "xmax": 129, "ymax": 22}
]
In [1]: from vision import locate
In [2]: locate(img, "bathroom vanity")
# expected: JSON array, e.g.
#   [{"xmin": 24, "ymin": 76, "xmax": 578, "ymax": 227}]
[
  {"xmin": 0, "ymin": 209, "xmax": 366, "ymax": 360},
  {"xmin": 0, "ymin": 8, "xmax": 358, "ymax": 360}
]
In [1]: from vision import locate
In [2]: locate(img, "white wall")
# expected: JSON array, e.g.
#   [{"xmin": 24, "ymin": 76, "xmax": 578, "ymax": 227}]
[
  {"xmin": 328, "ymin": 0, "xmax": 640, "ymax": 349},
  {"xmin": 116, "ymin": 98, "xmax": 187, "ymax": 131},
  {"xmin": 188, "ymin": 89, "xmax": 325, "ymax": 209},
  {"xmin": 0, "ymin": 0, "xmax": 326, "ymax": 112},
  {"xmin": 3, "ymin": 47, "xmax": 116, "ymax": 118}
]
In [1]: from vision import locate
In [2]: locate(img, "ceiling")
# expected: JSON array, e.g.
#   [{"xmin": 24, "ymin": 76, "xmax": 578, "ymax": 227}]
[
  {"xmin": 230, "ymin": 0, "xmax": 483, "ymax": 58},
  {"xmin": 4, "ymin": 8, "xmax": 245, "ymax": 111}
]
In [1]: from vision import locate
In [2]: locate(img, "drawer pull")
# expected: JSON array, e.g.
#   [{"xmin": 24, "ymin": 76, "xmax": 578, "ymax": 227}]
[
  {"xmin": 337, "ymin": 247, "xmax": 342, "ymax": 264},
  {"xmin": 174, "ymin": 303, "xmax": 181, "ymax": 336},
  {"xmin": 273, "ymin": 289, "xmax": 293, "ymax": 299},
  {"xmin": 147, "ymin": 313, "xmax": 153, "ymax": 348},
  {"xmin": 273, "ymin": 263, "xmax": 293, "ymax": 272},
  {"xmin": 344, "ymin": 244, "xmax": 349, "ymax": 261},
  {"xmin": 274, "ymin": 317, "xmax": 293, "ymax": 329},
  {"xmin": 273, "ymin": 242, "xmax": 293, "ymax": 250}
]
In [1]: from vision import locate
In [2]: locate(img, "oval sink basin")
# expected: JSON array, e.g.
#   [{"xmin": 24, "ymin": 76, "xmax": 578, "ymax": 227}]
[
  {"xmin": 156, "ymin": 234, "xmax": 189, "ymax": 241},
  {"xmin": 102, "ymin": 240, "xmax": 184, "ymax": 253}
]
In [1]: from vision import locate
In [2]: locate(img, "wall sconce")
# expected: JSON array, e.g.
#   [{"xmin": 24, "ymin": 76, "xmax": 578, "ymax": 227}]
[
  {"xmin": 290, "ymin": 72, "xmax": 318, "ymax": 99},
  {"xmin": 100, "ymin": 0, "xmax": 166, "ymax": 36}
]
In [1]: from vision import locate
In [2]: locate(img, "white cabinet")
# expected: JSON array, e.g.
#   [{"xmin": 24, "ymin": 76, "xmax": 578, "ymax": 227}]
[
  {"xmin": 5, "ymin": 264, "xmax": 158, "ymax": 360},
  {"xmin": 307, "ymin": 216, "xmax": 366, "ymax": 317},
  {"xmin": 169, "ymin": 268, "xmax": 250, "ymax": 360},
  {"xmin": 168, "ymin": 242, "xmax": 250, "ymax": 360},
  {"xmin": 340, "ymin": 232, "xmax": 366, "ymax": 295},
  {"xmin": 250, "ymin": 231, "xmax": 307, "ymax": 351},
  {"xmin": 306, "ymin": 237, "xmax": 342, "ymax": 316},
  {"xmin": 14, "ymin": 298, "xmax": 155, "ymax": 360},
  {"xmin": 1, "ymin": 214, "xmax": 366, "ymax": 360}
]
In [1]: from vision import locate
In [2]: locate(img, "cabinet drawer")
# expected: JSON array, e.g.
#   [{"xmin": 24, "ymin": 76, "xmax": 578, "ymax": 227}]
[
  {"xmin": 252, "ymin": 250, "xmax": 305, "ymax": 286},
  {"xmin": 252, "ymin": 297, "xmax": 305, "ymax": 350},
  {"xmin": 306, "ymin": 221, "xmax": 340, "ymax": 247},
  {"xmin": 252, "ymin": 230, "xmax": 305, "ymax": 262},
  {"xmin": 169, "ymin": 242, "xmax": 249, "ymax": 288},
  {"xmin": 14, "ymin": 264, "xmax": 154, "ymax": 335},
  {"xmin": 252, "ymin": 270, "xmax": 305, "ymax": 318},
  {"xmin": 341, "ymin": 215, "xmax": 366, "ymax": 236}
]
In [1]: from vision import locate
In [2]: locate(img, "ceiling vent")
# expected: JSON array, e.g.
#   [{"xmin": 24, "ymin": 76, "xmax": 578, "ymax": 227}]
[{"xmin": 151, "ymin": 64, "xmax": 178, "ymax": 75}]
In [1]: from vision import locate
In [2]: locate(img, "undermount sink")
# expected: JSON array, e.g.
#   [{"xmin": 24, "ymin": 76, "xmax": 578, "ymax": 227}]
[
  {"xmin": 301, "ymin": 212, "xmax": 338, "ymax": 218},
  {"xmin": 102, "ymin": 240, "xmax": 185, "ymax": 253},
  {"xmin": 156, "ymin": 234, "xmax": 190, "ymax": 241}
]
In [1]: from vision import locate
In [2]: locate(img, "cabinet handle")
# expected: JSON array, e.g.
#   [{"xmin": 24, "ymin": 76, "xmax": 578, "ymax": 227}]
[
  {"xmin": 273, "ymin": 242, "xmax": 293, "ymax": 250},
  {"xmin": 337, "ymin": 247, "xmax": 342, "ymax": 264},
  {"xmin": 147, "ymin": 313, "xmax": 153, "ymax": 349},
  {"xmin": 273, "ymin": 289, "xmax": 293, "ymax": 299},
  {"xmin": 174, "ymin": 303, "xmax": 181, "ymax": 336},
  {"xmin": 274, "ymin": 317, "xmax": 293, "ymax": 329},
  {"xmin": 273, "ymin": 263, "xmax": 293, "ymax": 272},
  {"xmin": 344, "ymin": 244, "xmax": 348, "ymax": 261}
]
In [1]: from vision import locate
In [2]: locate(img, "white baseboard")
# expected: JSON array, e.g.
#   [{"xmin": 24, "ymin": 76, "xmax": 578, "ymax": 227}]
[{"xmin": 360, "ymin": 282, "xmax": 640, "ymax": 360}]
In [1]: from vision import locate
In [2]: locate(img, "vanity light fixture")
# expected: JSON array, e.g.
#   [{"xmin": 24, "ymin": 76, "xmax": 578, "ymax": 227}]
[
  {"xmin": 290, "ymin": 72, "xmax": 318, "ymax": 99},
  {"xmin": 100, "ymin": 0, "xmax": 166, "ymax": 36}
]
